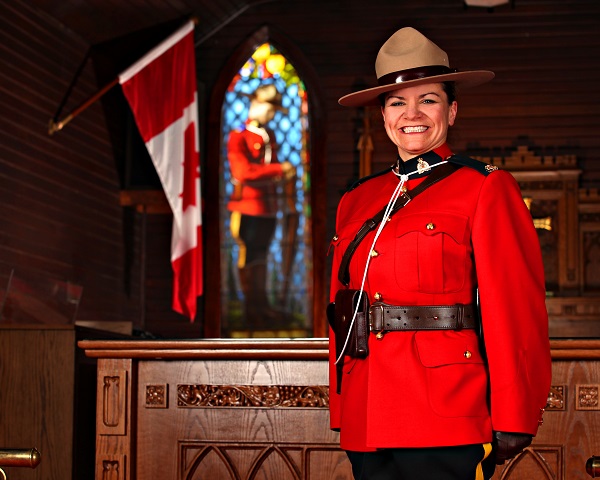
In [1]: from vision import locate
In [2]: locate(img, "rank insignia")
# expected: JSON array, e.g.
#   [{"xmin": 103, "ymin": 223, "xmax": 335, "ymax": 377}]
[
  {"xmin": 417, "ymin": 158, "xmax": 431, "ymax": 174},
  {"xmin": 485, "ymin": 164, "xmax": 499, "ymax": 172}
]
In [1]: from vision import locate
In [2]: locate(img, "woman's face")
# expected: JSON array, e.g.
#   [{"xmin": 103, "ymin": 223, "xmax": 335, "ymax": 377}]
[{"xmin": 381, "ymin": 82, "xmax": 457, "ymax": 161}]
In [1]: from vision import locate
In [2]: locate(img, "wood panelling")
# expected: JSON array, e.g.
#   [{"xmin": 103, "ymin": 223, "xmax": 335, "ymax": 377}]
[
  {"xmin": 2, "ymin": 0, "xmax": 600, "ymax": 337},
  {"xmin": 0, "ymin": 325, "xmax": 75, "ymax": 480}
]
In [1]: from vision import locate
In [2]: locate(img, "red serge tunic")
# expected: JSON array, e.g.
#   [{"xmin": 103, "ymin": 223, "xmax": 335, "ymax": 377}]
[
  {"xmin": 328, "ymin": 144, "xmax": 552, "ymax": 452},
  {"xmin": 227, "ymin": 122, "xmax": 286, "ymax": 216}
]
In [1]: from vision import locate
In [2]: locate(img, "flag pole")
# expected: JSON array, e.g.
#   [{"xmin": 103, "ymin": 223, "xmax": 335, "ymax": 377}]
[
  {"xmin": 47, "ymin": 17, "xmax": 199, "ymax": 137},
  {"xmin": 48, "ymin": 78, "xmax": 119, "ymax": 135}
]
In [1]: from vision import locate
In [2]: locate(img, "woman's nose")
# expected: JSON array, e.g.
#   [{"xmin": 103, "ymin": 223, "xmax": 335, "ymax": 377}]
[{"xmin": 404, "ymin": 102, "xmax": 421, "ymax": 119}]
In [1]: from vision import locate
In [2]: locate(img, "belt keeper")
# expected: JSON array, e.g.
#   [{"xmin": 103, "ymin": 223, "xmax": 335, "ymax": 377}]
[
  {"xmin": 370, "ymin": 304, "xmax": 385, "ymax": 336},
  {"xmin": 456, "ymin": 304, "xmax": 464, "ymax": 330}
]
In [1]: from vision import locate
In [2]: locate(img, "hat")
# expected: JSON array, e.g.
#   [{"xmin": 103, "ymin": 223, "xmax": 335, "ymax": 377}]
[{"xmin": 339, "ymin": 27, "xmax": 494, "ymax": 107}]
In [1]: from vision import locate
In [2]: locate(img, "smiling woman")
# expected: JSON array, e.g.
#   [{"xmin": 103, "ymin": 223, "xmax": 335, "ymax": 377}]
[
  {"xmin": 380, "ymin": 83, "xmax": 457, "ymax": 161},
  {"xmin": 328, "ymin": 27, "xmax": 551, "ymax": 480}
]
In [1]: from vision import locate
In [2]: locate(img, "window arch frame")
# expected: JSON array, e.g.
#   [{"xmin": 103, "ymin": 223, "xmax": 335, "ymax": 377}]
[{"xmin": 203, "ymin": 25, "xmax": 327, "ymax": 338}]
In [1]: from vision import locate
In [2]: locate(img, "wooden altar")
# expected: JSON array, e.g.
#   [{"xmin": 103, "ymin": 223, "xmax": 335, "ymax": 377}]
[{"xmin": 79, "ymin": 338, "xmax": 600, "ymax": 480}]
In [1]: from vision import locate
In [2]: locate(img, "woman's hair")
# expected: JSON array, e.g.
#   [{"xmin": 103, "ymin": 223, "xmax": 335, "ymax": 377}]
[
  {"xmin": 378, "ymin": 81, "xmax": 457, "ymax": 106},
  {"xmin": 441, "ymin": 81, "xmax": 457, "ymax": 104}
]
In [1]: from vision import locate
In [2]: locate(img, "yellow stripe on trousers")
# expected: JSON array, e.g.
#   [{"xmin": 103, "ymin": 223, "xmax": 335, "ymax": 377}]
[{"xmin": 476, "ymin": 443, "xmax": 493, "ymax": 480}]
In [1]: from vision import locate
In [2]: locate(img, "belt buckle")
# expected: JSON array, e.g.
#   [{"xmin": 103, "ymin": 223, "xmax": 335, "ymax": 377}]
[{"xmin": 369, "ymin": 303, "xmax": 385, "ymax": 340}]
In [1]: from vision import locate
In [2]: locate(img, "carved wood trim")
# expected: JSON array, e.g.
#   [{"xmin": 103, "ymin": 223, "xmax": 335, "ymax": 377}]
[
  {"xmin": 97, "ymin": 454, "xmax": 126, "ymax": 480},
  {"xmin": 575, "ymin": 384, "xmax": 600, "ymax": 410},
  {"xmin": 179, "ymin": 442, "xmax": 350, "ymax": 480},
  {"xmin": 145, "ymin": 384, "xmax": 168, "ymax": 408},
  {"xmin": 546, "ymin": 385, "xmax": 566, "ymax": 411},
  {"xmin": 95, "ymin": 359, "xmax": 134, "ymax": 480},
  {"xmin": 177, "ymin": 384, "xmax": 329, "ymax": 408},
  {"xmin": 98, "ymin": 371, "xmax": 127, "ymax": 435},
  {"xmin": 497, "ymin": 445, "xmax": 563, "ymax": 480}
]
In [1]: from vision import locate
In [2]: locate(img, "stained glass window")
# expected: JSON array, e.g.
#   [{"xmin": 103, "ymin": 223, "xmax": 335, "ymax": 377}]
[{"xmin": 220, "ymin": 43, "xmax": 312, "ymax": 337}]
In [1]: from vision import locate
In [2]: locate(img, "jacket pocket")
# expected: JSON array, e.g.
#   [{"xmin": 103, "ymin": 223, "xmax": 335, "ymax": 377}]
[
  {"xmin": 394, "ymin": 212, "xmax": 469, "ymax": 294},
  {"xmin": 415, "ymin": 331, "xmax": 489, "ymax": 418}
]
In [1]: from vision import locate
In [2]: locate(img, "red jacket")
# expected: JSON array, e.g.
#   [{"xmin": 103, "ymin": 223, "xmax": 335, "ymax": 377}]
[
  {"xmin": 328, "ymin": 144, "xmax": 551, "ymax": 451},
  {"xmin": 227, "ymin": 123, "xmax": 285, "ymax": 216}
]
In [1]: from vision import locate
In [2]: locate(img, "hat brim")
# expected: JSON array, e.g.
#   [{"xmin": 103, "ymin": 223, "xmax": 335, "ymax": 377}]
[{"xmin": 338, "ymin": 70, "xmax": 495, "ymax": 107}]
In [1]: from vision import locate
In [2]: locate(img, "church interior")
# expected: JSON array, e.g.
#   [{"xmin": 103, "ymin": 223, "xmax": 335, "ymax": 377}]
[{"xmin": 1, "ymin": 0, "xmax": 600, "ymax": 478}]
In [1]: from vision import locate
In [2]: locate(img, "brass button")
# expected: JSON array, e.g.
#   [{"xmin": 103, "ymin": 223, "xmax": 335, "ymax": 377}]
[
  {"xmin": 426, "ymin": 223, "xmax": 435, "ymax": 230},
  {"xmin": 400, "ymin": 185, "xmax": 407, "ymax": 193},
  {"xmin": 253, "ymin": 142, "xmax": 261, "ymax": 150},
  {"xmin": 370, "ymin": 249, "xmax": 379, "ymax": 257},
  {"xmin": 464, "ymin": 350, "xmax": 472, "ymax": 359},
  {"xmin": 332, "ymin": 234, "xmax": 339, "ymax": 241},
  {"xmin": 374, "ymin": 292, "xmax": 382, "ymax": 301}
]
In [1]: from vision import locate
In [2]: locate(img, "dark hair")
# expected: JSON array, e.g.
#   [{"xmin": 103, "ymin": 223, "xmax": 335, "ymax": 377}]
[
  {"xmin": 379, "ymin": 81, "xmax": 457, "ymax": 106},
  {"xmin": 441, "ymin": 81, "xmax": 457, "ymax": 104}
]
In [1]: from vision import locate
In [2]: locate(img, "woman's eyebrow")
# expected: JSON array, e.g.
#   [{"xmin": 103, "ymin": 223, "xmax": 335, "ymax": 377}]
[{"xmin": 387, "ymin": 92, "xmax": 441, "ymax": 101}]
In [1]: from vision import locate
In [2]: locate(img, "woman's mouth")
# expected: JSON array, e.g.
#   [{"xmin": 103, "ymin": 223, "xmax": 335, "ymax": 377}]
[{"xmin": 401, "ymin": 126, "xmax": 428, "ymax": 133}]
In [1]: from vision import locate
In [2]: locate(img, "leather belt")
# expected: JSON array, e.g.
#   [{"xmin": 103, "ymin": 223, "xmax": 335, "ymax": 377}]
[{"xmin": 367, "ymin": 303, "xmax": 478, "ymax": 332}]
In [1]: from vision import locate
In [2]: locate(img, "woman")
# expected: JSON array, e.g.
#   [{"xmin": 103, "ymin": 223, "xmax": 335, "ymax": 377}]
[{"xmin": 328, "ymin": 27, "xmax": 551, "ymax": 479}]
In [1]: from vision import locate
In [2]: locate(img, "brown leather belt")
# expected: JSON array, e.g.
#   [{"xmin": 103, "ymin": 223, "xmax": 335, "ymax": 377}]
[{"xmin": 367, "ymin": 303, "xmax": 478, "ymax": 332}]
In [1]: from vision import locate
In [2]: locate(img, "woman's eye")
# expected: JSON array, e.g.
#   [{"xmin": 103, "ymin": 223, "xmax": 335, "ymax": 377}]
[
  {"xmin": 422, "ymin": 98, "xmax": 437, "ymax": 104},
  {"xmin": 388, "ymin": 100, "xmax": 405, "ymax": 107}
]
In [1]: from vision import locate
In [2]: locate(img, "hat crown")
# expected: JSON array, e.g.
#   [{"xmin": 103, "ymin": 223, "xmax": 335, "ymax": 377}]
[{"xmin": 375, "ymin": 27, "xmax": 449, "ymax": 79}]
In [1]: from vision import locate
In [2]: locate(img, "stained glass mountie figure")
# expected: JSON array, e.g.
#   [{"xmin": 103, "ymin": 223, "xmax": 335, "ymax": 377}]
[{"xmin": 220, "ymin": 43, "xmax": 312, "ymax": 338}]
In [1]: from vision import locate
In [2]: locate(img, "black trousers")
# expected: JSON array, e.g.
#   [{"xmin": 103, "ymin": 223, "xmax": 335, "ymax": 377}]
[
  {"xmin": 238, "ymin": 214, "xmax": 276, "ymax": 265},
  {"xmin": 346, "ymin": 444, "xmax": 496, "ymax": 480}
]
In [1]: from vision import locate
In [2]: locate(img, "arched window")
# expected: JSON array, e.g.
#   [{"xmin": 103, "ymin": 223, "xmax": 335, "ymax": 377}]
[{"xmin": 219, "ymin": 42, "xmax": 312, "ymax": 338}]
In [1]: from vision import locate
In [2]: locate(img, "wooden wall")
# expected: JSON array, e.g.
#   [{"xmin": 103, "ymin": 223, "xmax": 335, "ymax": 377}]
[
  {"xmin": 2, "ymin": 0, "xmax": 600, "ymax": 338},
  {"xmin": 0, "ymin": 1, "xmax": 138, "ymax": 323}
]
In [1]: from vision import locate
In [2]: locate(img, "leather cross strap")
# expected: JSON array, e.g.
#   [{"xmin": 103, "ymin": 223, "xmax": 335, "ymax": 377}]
[
  {"xmin": 338, "ymin": 162, "xmax": 462, "ymax": 285},
  {"xmin": 368, "ymin": 303, "xmax": 477, "ymax": 332}
]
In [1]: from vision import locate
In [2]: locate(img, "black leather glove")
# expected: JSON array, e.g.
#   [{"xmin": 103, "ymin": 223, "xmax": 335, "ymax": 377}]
[{"xmin": 493, "ymin": 431, "xmax": 533, "ymax": 465}]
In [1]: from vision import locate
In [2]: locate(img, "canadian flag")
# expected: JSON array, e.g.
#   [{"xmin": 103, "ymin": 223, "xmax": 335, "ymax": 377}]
[{"xmin": 119, "ymin": 20, "xmax": 203, "ymax": 320}]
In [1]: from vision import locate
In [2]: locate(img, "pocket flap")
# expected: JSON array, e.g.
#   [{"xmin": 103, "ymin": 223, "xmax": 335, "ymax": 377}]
[
  {"xmin": 415, "ymin": 331, "xmax": 484, "ymax": 367},
  {"xmin": 396, "ymin": 212, "xmax": 468, "ymax": 243}
]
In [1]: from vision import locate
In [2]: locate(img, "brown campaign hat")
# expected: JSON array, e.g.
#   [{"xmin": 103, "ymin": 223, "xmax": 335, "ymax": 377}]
[{"xmin": 339, "ymin": 27, "xmax": 494, "ymax": 107}]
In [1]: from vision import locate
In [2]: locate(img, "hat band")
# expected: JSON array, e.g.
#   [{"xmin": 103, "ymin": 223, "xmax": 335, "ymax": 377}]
[{"xmin": 377, "ymin": 65, "xmax": 457, "ymax": 86}]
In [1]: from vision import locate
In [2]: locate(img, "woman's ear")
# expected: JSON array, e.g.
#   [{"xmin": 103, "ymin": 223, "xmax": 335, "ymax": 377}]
[{"xmin": 448, "ymin": 101, "xmax": 458, "ymax": 126}]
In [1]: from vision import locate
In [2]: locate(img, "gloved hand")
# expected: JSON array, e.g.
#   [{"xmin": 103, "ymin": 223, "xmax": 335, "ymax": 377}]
[{"xmin": 493, "ymin": 431, "xmax": 532, "ymax": 465}]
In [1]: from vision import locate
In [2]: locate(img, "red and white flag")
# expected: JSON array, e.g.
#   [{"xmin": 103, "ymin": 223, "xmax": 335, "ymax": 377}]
[{"xmin": 119, "ymin": 20, "xmax": 203, "ymax": 320}]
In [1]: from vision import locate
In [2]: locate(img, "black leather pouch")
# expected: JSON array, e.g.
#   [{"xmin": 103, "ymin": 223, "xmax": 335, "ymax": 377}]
[
  {"xmin": 327, "ymin": 289, "xmax": 370, "ymax": 394},
  {"xmin": 328, "ymin": 289, "xmax": 370, "ymax": 360}
]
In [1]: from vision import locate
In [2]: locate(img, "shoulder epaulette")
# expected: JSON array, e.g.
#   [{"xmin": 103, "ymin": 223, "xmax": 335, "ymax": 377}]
[
  {"xmin": 448, "ymin": 154, "xmax": 499, "ymax": 176},
  {"xmin": 346, "ymin": 166, "xmax": 394, "ymax": 193}
]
